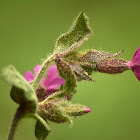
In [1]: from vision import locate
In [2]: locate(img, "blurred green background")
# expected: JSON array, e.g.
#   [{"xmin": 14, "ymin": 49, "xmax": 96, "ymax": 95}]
[{"xmin": 0, "ymin": 0, "xmax": 140, "ymax": 140}]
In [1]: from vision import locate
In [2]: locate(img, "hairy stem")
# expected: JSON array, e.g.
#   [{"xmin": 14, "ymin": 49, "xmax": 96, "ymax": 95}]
[
  {"xmin": 32, "ymin": 55, "xmax": 56, "ymax": 90},
  {"xmin": 8, "ymin": 107, "xmax": 25, "ymax": 140}
]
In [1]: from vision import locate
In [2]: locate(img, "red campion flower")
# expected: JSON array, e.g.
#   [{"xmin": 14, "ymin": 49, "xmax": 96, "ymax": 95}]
[{"xmin": 126, "ymin": 47, "xmax": 140, "ymax": 81}]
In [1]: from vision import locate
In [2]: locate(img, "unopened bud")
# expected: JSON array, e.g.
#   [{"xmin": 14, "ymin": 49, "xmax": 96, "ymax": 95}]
[
  {"xmin": 65, "ymin": 104, "xmax": 90, "ymax": 116},
  {"xmin": 82, "ymin": 107, "xmax": 91, "ymax": 113},
  {"xmin": 38, "ymin": 100, "xmax": 71, "ymax": 124},
  {"xmin": 96, "ymin": 59, "xmax": 129, "ymax": 74}
]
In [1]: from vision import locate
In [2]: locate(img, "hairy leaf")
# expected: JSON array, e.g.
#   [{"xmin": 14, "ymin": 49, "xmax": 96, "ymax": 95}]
[
  {"xmin": 1, "ymin": 66, "xmax": 37, "ymax": 112},
  {"xmin": 1, "ymin": 66, "xmax": 31, "ymax": 91},
  {"xmin": 33, "ymin": 113, "xmax": 52, "ymax": 140},
  {"xmin": 35, "ymin": 120, "xmax": 50, "ymax": 140},
  {"xmin": 54, "ymin": 12, "xmax": 92, "ymax": 56}
]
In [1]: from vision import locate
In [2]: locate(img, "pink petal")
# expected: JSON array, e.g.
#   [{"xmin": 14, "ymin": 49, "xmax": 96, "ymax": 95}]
[
  {"xmin": 132, "ymin": 65, "xmax": 140, "ymax": 81},
  {"xmin": 43, "ymin": 65, "xmax": 58, "ymax": 86},
  {"xmin": 47, "ymin": 65, "xmax": 58, "ymax": 80},
  {"xmin": 132, "ymin": 47, "xmax": 140, "ymax": 65},
  {"xmin": 82, "ymin": 107, "xmax": 91, "ymax": 113},
  {"xmin": 42, "ymin": 65, "xmax": 65, "ymax": 89},
  {"xmin": 132, "ymin": 47, "xmax": 140, "ymax": 60},
  {"xmin": 46, "ymin": 77, "xmax": 65, "ymax": 90},
  {"xmin": 34, "ymin": 65, "xmax": 41, "ymax": 76},
  {"xmin": 24, "ymin": 71, "xmax": 34, "ymax": 82}
]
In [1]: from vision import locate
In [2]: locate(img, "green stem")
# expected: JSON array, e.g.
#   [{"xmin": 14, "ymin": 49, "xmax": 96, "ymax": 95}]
[
  {"xmin": 8, "ymin": 107, "xmax": 25, "ymax": 140},
  {"xmin": 32, "ymin": 55, "xmax": 56, "ymax": 90}
]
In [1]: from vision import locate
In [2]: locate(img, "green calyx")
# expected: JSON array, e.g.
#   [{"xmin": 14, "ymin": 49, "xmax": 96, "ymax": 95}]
[
  {"xmin": 38, "ymin": 98, "xmax": 89, "ymax": 124},
  {"xmin": 38, "ymin": 99, "xmax": 72, "ymax": 124},
  {"xmin": 63, "ymin": 49, "xmax": 125, "ymax": 75}
]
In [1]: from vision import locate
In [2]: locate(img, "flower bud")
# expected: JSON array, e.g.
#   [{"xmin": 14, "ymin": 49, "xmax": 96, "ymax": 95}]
[
  {"xmin": 64, "ymin": 104, "xmax": 91, "ymax": 116},
  {"xmin": 96, "ymin": 59, "xmax": 129, "ymax": 74},
  {"xmin": 38, "ymin": 99, "xmax": 71, "ymax": 124},
  {"xmin": 82, "ymin": 107, "xmax": 91, "ymax": 113}
]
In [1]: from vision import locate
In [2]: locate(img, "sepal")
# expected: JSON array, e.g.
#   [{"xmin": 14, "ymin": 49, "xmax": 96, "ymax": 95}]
[
  {"xmin": 56, "ymin": 58, "xmax": 77, "ymax": 99},
  {"xmin": 65, "ymin": 60, "xmax": 94, "ymax": 81},
  {"xmin": 78, "ymin": 49, "xmax": 124, "ymax": 63},
  {"xmin": 64, "ymin": 103, "xmax": 91, "ymax": 116}
]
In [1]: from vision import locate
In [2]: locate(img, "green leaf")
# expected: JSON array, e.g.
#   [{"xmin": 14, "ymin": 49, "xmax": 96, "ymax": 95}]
[
  {"xmin": 54, "ymin": 12, "xmax": 92, "ymax": 56},
  {"xmin": 32, "ymin": 113, "xmax": 52, "ymax": 140},
  {"xmin": 1, "ymin": 66, "xmax": 31, "ymax": 91},
  {"xmin": 55, "ymin": 59, "xmax": 77, "ymax": 98},
  {"xmin": 35, "ymin": 120, "xmax": 50, "ymax": 140},
  {"xmin": 1, "ymin": 65, "xmax": 37, "ymax": 112},
  {"xmin": 10, "ymin": 86, "xmax": 25, "ymax": 104}
]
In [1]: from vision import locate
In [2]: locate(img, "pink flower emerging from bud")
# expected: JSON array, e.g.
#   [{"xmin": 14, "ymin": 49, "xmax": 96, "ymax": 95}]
[
  {"xmin": 24, "ymin": 65, "xmax": 65, "ymax": 99},
  {"xmin": 126, "ymin": 47, "xmax": 140, "ymax": 81},
  {"xmin": 82, "ymin": 107, "xmax": 91, "ymax": 113}
]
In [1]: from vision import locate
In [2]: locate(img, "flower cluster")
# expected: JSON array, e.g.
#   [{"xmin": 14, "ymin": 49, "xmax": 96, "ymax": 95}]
[
  {"xmin": 1, "ymin": 12, "xmax": 139, "ymax": 140},
  {"xmin": 24, "ymin": 64, "xmax": 91, "ymax": 124}
]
